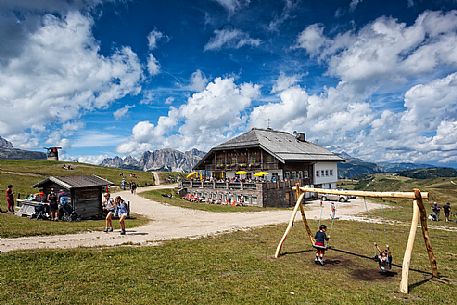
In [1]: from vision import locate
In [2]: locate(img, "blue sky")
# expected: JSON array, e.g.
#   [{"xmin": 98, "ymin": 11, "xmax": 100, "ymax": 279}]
[{"xmin": 1, "ymin": 0, "xmax": 457, "ymax": 167}]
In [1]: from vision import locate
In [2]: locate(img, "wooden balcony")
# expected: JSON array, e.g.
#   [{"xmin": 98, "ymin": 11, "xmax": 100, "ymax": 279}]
[{"xmin": 180, "ymin": 178, "xmax": 309, "ymax": 191}]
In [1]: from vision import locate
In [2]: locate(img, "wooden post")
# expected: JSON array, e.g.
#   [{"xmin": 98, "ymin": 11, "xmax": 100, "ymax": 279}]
[
  {"xmin": 299, "ymin": 201, "xmax": 315, "ymax": 245},
  {"xmin": 274, "ymin": 192, "xmax": 306, "ymax": 258},
  {"xmin": 294, "ymin": 183, "xmax": 315, "ymax": 245},
  {"xmin": 400, "ymin": 199, "xmax": 420, "ymax": 293},
  {"xmin": 414, "ymin": 189, "xmax": 438, "ymax": 277}
]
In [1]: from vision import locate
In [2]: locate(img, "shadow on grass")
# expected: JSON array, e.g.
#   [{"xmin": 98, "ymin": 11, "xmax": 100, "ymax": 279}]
[
  {"xmin": 330, "ymin": 247, "xmax": 432, "ymax": 276},
  {"xmin": 282, "ymin": 249, "xmax": 314, "ymax": 256},
  {"xmin": 408, "ymin": 276, "xmax": 432, "ymax": 292}
]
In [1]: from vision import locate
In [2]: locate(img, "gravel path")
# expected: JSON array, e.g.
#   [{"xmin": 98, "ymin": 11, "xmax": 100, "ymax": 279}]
[{"xmin": 0, "ymin": 186, "xmax": 385, "ymax": 253}]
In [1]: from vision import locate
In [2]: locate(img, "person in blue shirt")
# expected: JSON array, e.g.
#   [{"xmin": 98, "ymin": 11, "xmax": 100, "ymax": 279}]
[
  {"xmin": 314, "ymin": 225, "xmax": 330, "ymax": 266},
  {"xmin": 114, "ymin": 196, "xmax": 128, "ymax": 235},
  {"xmin": 102, "ymin": 193, "xmax": 115, "ymax": 232}
]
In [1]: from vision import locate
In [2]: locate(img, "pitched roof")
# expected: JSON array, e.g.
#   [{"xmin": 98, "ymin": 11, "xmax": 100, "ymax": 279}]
[
  {"xmin": 200, "ymin": 128, "xmax": 343, "ymax": 165},
  {"xmin": 33, "ymin": 175, "xmax": 114, "ymax": 189}
]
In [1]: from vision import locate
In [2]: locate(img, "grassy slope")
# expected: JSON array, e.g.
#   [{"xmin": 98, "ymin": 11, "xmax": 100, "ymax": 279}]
[
  {"xmin": 0, "ymin": 220, "xmax": 455, "ymax": 305},
  {"xmin": 140, "ymin": 188, "xmax": 284, "ymax": 213},
  {"xmin": 352, "ymin": 174, "xmax": 457, "ymax": 226},
  {"xmin": 157, "ymin": 172, "xmax": 185, "ymax": 184},
  {"xmin": 0, "ymin": 160, "xmax": 154, "ymax": 236},
  {"xmin": 0, "ymin": 160, "xmax": 155, "ymax": 199}
]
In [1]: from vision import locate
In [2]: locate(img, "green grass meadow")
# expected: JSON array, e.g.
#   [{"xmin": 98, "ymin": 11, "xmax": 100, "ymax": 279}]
[
  {"xmin": 351, "ymin": 174, "xmax": 457, "ymax": 227},
  {"xmin": 0, "ymin": 160, "xmax": 155, "ymax": 201},
  {"xmin": 0, "ymin": 169, "xmax": 456, "ymax": 304},
  {"xmin": 0, "ymin": 220, "xmax": 455, "ymax": 305}
]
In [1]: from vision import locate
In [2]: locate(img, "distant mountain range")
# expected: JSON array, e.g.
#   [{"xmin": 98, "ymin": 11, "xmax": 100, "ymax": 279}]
[
  {"xmin": 100, "ymin": 148, "xmax": 445, "ymax": 177},
  {"xmin": 100, "ymin": 148, "xmax": 206, "ymax": 172},
  {"xmin": 0, "ymin": 136, "xmax": 46, "ymax": 160},
  {"xmin": 1, "ymin": 134, "xmax": 448, "ymax": 178},
  {"xmin": 336, "ymin": 152, "xmax": 437, "ymax": 178}
]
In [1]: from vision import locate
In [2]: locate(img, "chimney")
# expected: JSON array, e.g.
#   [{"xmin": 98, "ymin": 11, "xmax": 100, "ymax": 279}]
[{"xmin": 295, "ymin": 132, "xmax": 306, "ymax": 142}]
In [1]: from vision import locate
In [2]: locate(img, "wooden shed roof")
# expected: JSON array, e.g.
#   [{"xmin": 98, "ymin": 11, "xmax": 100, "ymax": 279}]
[{"xmin": 33, "ymin": 175, "xmax": 114, "ymax": 189}]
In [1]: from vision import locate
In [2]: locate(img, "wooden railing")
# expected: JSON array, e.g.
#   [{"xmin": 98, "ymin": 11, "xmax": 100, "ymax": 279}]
[{"xmin": 180, "ymin": 179, "xmax": 309, "ymax": 190}]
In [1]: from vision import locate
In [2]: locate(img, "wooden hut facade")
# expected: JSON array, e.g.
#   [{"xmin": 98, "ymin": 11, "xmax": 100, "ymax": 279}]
[
  {"xmin": 181, "ymin": 128, "xmax": 344, "ymax": 207},
  {"xmin": 33, "ymin": 175, "xmax": 114, "ymax": 219}
]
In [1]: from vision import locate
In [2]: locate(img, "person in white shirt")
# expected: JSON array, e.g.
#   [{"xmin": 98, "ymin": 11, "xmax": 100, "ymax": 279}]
[{"xmin": 102, "ymin": 193, "xmax": 115, "ymax": 232}]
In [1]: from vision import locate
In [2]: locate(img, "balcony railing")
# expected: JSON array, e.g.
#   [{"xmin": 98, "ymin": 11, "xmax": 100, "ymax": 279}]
[{"xmin": 180, "ymin": 178, "xmax": 309, "ymax": 191}]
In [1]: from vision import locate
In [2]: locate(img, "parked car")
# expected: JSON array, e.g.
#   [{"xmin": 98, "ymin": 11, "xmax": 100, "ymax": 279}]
[
  {"xmin": 338, "ymin": 189, "xmax": 356, "ymax": 199},
  {"xmin": 319, "ymin": 193, "xmax": 349, "ymax": 202}
]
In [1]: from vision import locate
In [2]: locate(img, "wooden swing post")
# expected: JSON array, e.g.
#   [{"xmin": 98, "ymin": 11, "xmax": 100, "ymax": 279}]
[
  {"xmin": 414, "ymin": 189, "xmax": 438, "ymax": 278},
  {"xmin": 295, "ymin": 183, "xmax": 315, "ymax": 246},
  {"xmin": 400, "ymin": 199, "xmax": 420, "ymax": 293},
  {"xmin": 274, "ymin": 191, "xmax": 305, "ymax": 258}
]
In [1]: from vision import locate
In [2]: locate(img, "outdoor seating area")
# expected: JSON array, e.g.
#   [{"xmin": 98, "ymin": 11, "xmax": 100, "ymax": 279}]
[
  {"xmin": 15, "ymin": 175, "xmax": 114, "ymax": 220},
  {"xmin": 182, "ymin": 192, "xmax": 248, "ymax": 206}
]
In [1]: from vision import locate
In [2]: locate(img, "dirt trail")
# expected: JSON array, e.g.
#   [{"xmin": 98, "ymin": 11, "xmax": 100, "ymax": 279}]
[{"xmin": 0, "ymin": 186, "xmax": 389, "ymax": 253}]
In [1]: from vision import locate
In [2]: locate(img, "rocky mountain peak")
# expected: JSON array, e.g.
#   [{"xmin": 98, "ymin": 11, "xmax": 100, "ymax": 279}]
[
  {"xmin": 100, "ymin": 148, "xmax": 206, "ymax": 172},
  {"xmin": 0, "ymin": 136, "xmax": 13, "ymax": 148}
]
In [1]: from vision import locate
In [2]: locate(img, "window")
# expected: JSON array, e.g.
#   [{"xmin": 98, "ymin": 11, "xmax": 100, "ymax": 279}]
[
  {"xmin": 330, "ymin": 169, "xmax": 333, "ymax": 176},
  {"xmin": 304, "ymin": 171, "xmax": 308, "ymax": 178},
  {"xmin": 321, "ymin": 170, "xmax": 325, "ymax": 176},
  {"xmin": 325, "ymin": 170, "xmax": 329, "ymax": 176},
  {"xmin": 316, "ymin": 171, "xmax": 320, "ymax": 177}
]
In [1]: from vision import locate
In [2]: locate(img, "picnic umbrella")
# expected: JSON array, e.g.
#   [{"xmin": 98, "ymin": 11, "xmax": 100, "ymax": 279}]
[
  {"xmin": 254, "ymin": 172, "xmax": 268, "ymax": 177},
  {"xmin": 236, "ymin": 171, "xmax": 247, "ymax": 175},
  {"xmin": 186, "ymin": 172, "xmax": 198, "ymax": 179}
]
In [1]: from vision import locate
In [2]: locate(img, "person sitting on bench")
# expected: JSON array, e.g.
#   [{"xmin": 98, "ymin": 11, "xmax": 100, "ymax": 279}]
[{"xmin": 314, "ymin": 225, "xmax": 330, "ymax": 266}]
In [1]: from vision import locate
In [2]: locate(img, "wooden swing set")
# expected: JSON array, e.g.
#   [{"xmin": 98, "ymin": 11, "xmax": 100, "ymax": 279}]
[{"xmin": 274, "ymin": 185, "xmax": 438, "ymax": 294}]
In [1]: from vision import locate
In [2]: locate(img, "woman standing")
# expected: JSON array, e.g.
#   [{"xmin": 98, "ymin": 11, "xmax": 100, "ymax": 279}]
[
  {"xmin": 114, "ymin": 196, "xmax": 128, "ymax": 235},
  {"xmin": 102, "ymin": 193, "xmax": 115, "ymax": 232}
]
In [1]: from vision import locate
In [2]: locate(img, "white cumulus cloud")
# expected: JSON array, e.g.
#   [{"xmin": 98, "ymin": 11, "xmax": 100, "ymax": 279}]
[
  {"xmin": 0, "ymin": 12, "xmax": 142, "ymax": 146},
  {"xmin": 117, "ymin": 77, "xmax": 261, "ymax": 153}
]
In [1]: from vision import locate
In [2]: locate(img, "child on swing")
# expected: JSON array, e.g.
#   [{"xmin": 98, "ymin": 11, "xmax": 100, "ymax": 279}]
[
  {"xmin": 374, "ymin": 242, "xmax": 392, "ymax": 272},
  {"xmin": 314, "ymin": 225, "xmax": 330, "ymax": 266}
]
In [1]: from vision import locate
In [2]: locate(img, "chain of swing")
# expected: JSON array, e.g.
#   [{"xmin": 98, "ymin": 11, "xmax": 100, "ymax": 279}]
[{"xmin": 315, "ymin": 196, "xmax": 389, "ymax": 248}]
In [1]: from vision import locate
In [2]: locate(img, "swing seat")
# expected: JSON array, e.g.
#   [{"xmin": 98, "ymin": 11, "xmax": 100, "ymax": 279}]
[
  {"xmin": 312, "ymin": 244, "xmax": 330, "ymax": 251},
  {"xmin": 377, "ymin": 256, "xmax": 392, "ymax": 271}
]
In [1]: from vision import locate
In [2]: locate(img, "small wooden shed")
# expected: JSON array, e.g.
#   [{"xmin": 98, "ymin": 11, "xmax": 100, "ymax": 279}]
[{"xmin": 33, "ymin": 175, "xmax": 114, "ymax": 219}]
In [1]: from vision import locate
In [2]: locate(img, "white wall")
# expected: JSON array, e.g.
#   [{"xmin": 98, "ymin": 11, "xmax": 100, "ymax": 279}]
[{"xmin": 314, "ymin": 162, "xmax": 338, "ymax": 188}]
